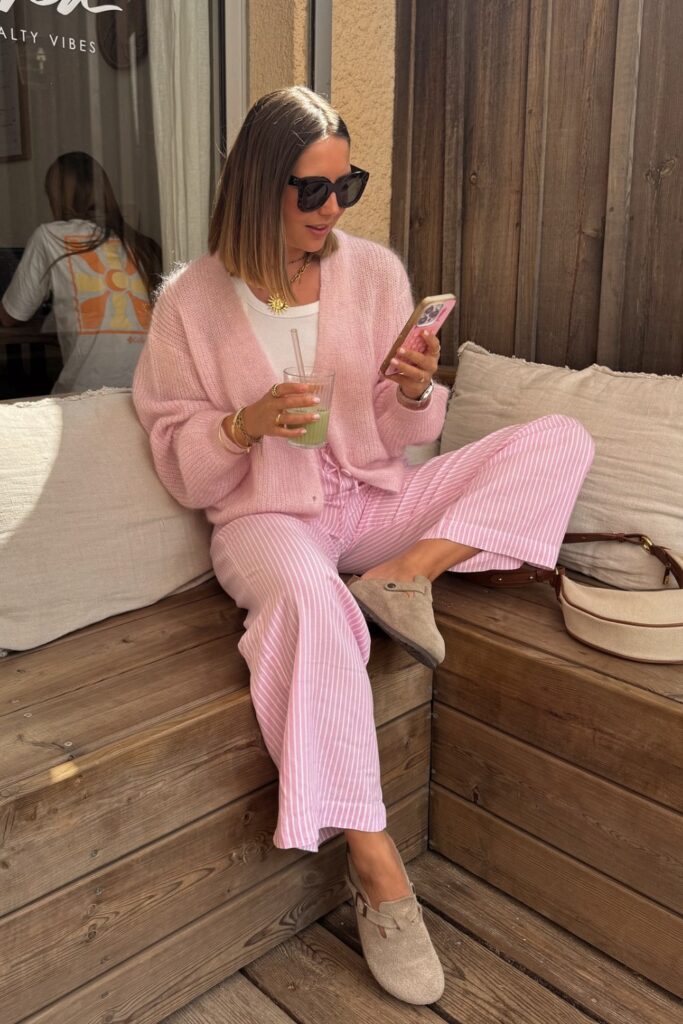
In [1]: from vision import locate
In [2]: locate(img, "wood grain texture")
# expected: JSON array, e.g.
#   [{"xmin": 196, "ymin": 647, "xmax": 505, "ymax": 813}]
[
  {"xmin": 163, "ymin": 972, "xmax": 295, "ymax": 1024},
  {"xmin": 395, "ymin": 1, "xmax": 682, "ymax": 373},
  {"xmin": 0, "ymin": 635, "xmax": 251, "ymax": 784},
  {"xmin": 535, "ymin": 0, "xmax": 619, "ymax": 368},
  {"xmin": 596, "ymin": 0, "xmax": 644, "ymax": 368},
  {"xmin": 0, "ymin": 621, "xmax": 429, "ymax": 915},
  {"xmin": 435, "ymin": 653, "xmax": 683, "ymax": 813},
  {"xmin": 0, "ymin": 592, "xmax": 244, "ymax": 717},
  {"xmin": 429, "ymin": 784, "xmax": 683, "ymax": 997},
  {"xmin": 618, "ymin": 0, "xmax": 683, "ymax": 373},
  {"xmin": 0, "ymin": 705, "xmax": 429, "ymax": 1021},
  {"xmin": 409, "ymin": 853, "xmax": 683, "ymax": 1024},
  {"xmin": 323, "ymin": 901, "xmax": 598, "ymax": 1024},
  {"xmin": 0, "ymin": 689, "xmax": 274, "ymax": 917},
  {"xmin": 435, "ymin": 574, "xmax": 683, "ymax": 700},
  {"xmin": 406, "ymin": 0, "xmax": 449, "ymax": 306},
  {"xmin": 245, "ymin": 922, "xmax": 441, "ymax": 1022},
  {"xmin": 432, "ymin": 704, "xmax": 683, "ymax": 912},
  {"xmin": 438, "ymin": 0, "xmax": 466, "ymax": 363},
  {"xmin": 169, "ymin": 852, "xmax": 683, "ymax": 1024},
  {"xmin": 389, "ymin": 0, "xmax": 415, "ymax": 259},
  {"xmin": 431, "ymin": 578, "xmax": 683, "ymax": 810},
  {"xmin": 1, "ymin": 578, "xmax": 223, "ymax": 658},
  {"xmin": 17, "ymin": 790, "xmax": 427, "ymax": 1024},
  {"xmin": 514, "ymin": 0, "xmax": 552, "ymax": 360},
  {"xmin": 460, "ymin": 0, "xmax": 529, "ymax": 356}
]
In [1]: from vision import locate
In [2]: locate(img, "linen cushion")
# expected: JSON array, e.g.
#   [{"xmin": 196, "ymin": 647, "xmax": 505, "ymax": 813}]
[
  {"xmin": 0, "ymin": 388, "xmax": 213, "ymax": 651},
  {"xmin": 440, "ymin": 342, "xmax": 683, "ymax": 590}
]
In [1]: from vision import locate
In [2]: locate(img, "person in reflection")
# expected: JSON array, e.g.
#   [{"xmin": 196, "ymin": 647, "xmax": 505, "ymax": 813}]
[
  {"xmin": 132, "ymin": 87, "xmax": 595, "ymax": 1005},
  {"xmin": 0, "ymin": 151, "xmax": 161, "ymax": 393}
]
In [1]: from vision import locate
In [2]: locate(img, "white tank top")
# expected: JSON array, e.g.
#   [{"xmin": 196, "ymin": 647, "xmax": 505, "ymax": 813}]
[{"xmin": 232, "ymin": 276, "xmax": 318, "ymax": 377}]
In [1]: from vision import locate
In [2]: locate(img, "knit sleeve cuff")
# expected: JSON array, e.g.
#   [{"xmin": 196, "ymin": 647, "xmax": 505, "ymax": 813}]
[{"xmin": 374, "ymin": 379, "xmax": 449, "ymax": 455}]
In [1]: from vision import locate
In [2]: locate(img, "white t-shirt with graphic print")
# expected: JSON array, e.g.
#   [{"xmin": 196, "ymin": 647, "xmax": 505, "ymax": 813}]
[{"xmin": 2, "ymin": 219, "xmax": 152, "ymax": 393}]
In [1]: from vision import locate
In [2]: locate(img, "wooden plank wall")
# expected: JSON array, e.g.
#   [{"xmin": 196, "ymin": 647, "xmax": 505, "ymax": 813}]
[{"xmin": 392, "ymin": 0, "xmax": 683, "ymax": 373}]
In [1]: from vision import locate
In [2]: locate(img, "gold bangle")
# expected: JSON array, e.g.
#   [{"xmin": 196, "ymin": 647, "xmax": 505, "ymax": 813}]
[
  {"xmin": 234, "ymin": 406, "xmax": 262, "ymax": 446},
  {"xmin": 218, "ymin": 414, "xmax": 250, "ymax": 452},
  {"xmin": 229, "ymin": 411, "xmax": 252, "ymax": 450}
]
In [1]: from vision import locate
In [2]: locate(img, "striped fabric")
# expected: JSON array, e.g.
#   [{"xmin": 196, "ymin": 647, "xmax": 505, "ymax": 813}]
[{"xmin": 210, "ymin": 414, "xmax": 594, "ymax": 852}]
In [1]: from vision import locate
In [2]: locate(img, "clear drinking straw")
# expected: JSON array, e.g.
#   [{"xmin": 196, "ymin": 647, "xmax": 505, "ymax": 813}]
[{"xmin": 290, "ymin": 328, "xmax": 306, "ymax": 379}]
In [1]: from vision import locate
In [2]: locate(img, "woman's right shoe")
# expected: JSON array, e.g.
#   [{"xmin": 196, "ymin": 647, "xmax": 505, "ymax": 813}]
[
  {"xmin": 346, "ymin": 850, "xmax": 445, "ymax": 1005},
  {"xmin": 347, "ymin": 575, "xmax": 445, "ymax": 669}
]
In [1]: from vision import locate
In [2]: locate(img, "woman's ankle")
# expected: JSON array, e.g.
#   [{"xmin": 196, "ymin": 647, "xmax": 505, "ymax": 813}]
[
  {"xmin": 360, "ymin": 558, "xmax": 420, "ymax": 583},
  {"xmin": 346, "ymin": 830, "xmax": 411, "ymax": 905}
]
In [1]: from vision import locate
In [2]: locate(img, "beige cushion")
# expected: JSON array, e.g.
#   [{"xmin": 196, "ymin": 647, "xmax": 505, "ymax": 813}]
[
  {"xmin": 0, "ymin": 389, "xmax": 213, "ymax": 651},
  {"xmin": 405, "ymin": 440, "xmax": 440, "ymax": 465},
  {"xmin": 440, "ymin": 342, "xmax": 683, "ymax": 590}
]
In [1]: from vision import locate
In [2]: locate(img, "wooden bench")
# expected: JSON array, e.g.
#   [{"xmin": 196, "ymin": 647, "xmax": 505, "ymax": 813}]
[
  {"xmin": 1, "ymin": 572, "xmax": 681, "ymax": 1022},
  {"xmin": 0, "ymin": 579, "xmax": 431, "ymax": 1024},
  {"xmin": 430, "ymin": 573, "xmax": 683, "ymax": 999}
]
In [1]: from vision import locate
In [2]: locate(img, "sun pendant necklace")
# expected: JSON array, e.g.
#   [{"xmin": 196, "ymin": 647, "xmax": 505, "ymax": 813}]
[{"xmin": 267, "ymin": 253, "xmax": 312, "ymax": 314}]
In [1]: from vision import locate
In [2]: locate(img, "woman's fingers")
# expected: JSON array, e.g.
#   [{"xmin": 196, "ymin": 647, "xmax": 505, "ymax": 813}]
[
  {"xmin": 280, "ymin": 391, "xmax": 321, "ymax": 409},
  {"xmin": 272, "ymin": 407, "xmax": 320, "ymax": 437},
  {"xmin": 272, "ymin": 382, "xmax": 312, "ymax": 398},
  {"xmin": 390, "ymin": 331, "xmax": 440, "ymax": 379},
  {"xmin": 263, "ymin": 383, "xmax": 321, "ymax": 437}
]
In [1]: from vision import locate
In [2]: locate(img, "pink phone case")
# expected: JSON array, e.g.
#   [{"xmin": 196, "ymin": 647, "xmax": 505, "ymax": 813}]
[{"xmin": 383, "ymin": 295, "xmax": 456, "ymax": 376}]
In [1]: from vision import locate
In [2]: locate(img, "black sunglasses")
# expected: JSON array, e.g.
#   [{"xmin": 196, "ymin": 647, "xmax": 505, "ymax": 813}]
[{"xmin": 288, "ymin": 165, "xmax": 369, "ymax": 212}]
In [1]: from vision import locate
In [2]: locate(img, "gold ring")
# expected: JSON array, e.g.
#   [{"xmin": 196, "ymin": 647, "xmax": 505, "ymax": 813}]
[
  {"xmin": 418, "ymin": 374, "xmax": 425, "ymax": 384},
  {"xmin": 271, "ymin": 384, "xmax": 281, "ymax": 399},
  {"xmin": 275, "ymin": 411, "xmax": 283, "ymax": 426}
]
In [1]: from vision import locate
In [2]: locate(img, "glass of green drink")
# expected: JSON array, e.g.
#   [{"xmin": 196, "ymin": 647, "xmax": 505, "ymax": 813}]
[{"xmin": 283, "ymin": 366, "xmax": 335, "ymax": 448}]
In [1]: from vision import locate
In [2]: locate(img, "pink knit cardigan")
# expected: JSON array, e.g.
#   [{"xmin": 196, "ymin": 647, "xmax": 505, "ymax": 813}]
[{"xmin": 132, "ymin": 229, "xmax": 449, "ymax": 527}]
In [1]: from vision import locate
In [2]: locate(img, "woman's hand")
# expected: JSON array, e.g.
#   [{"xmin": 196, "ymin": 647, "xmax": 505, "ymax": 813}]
[
  {"xmin": 227, "ymin": 382, "xmax": 321, "ymax": 443},
  {"xmin": 388, "ymin": 330, "xmax": 441, "ymax": 400}
]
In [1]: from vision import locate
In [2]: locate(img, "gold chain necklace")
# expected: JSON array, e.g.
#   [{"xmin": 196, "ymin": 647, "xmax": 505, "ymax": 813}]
[{"xmin": 267, "ymin": 253, "xmax": 312, "ymax": 314}]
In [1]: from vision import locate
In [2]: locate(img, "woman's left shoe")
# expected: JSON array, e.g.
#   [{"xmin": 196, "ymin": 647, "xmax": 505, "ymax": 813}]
[
  {"xmin": 347, "ymin": 575, "xmax": 445, "ymax": 669},
  {"xmin": 346, "ymin": 849, "xmax": 445, "ymax": 1005}
]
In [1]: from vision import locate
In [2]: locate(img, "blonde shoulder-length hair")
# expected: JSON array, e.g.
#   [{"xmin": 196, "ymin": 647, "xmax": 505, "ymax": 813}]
[{"xmin": 209, "ymin": 86, "xmax": 349, "ymax": 306}]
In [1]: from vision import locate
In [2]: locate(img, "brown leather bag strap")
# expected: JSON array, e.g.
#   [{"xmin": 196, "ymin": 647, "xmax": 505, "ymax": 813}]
[
  {"xmin": 563, "ymin": 533, "xmax": 683, "ymax": 588},
  {"xmin": 461, "ymin": 565, "xmax": 564, "ymax": 597},
  {"xmin": 462, "ymin": 533, "xmax": 683, "ymax": 593}
]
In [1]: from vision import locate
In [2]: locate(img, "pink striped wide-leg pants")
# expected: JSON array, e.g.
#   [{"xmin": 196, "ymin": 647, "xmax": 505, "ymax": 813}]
[{"xmin": 210, "ymin": 414, "xmax": 594, "ymax": 852}]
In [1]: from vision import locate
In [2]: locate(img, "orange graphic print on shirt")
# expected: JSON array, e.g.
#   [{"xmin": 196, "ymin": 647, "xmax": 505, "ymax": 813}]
[{"xmin": 65, "ymin": 235, "xmax": 151, "ymax": 337}]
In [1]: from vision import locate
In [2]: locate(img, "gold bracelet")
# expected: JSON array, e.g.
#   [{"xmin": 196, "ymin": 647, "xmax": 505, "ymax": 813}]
[
  {"xmin": 218, "ymin": 414, "xmax": 250, "ymax": 452},
  {"xmin": 234, "ymin": 406, "xmax": 262, "ymax": 446},
  {"xmin": 229, "ymin": 411, "xmax": 252, "ymax": 451}
]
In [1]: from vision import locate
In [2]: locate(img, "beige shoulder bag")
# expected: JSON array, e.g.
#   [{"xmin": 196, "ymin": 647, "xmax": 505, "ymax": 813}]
[{"xmin": 467, "ymin": 533, "xmax": 683, "ymax": 664}]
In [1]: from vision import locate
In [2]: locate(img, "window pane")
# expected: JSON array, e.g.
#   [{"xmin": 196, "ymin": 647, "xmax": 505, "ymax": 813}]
[{"xmin": 0, "ymin": 0, "xmax": 223, "ymax": 398}]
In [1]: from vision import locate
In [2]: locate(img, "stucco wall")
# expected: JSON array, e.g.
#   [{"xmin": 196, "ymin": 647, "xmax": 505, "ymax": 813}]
[
  {"xmin": 247, "ymin": 0, "xmax": 395, "ymax": 246},
  {"xmin": 330, "ymin": 0, "xmax": 396, "ymax": 245},
  {"xmin": 248, "ymin": 0, "xmax": 308, "ymax": 104}
]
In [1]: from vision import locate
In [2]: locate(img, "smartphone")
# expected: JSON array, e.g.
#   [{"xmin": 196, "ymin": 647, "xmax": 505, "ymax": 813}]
[{"xmin": 380, "ymin": 293, "xmax": 456, "ymax": 377}]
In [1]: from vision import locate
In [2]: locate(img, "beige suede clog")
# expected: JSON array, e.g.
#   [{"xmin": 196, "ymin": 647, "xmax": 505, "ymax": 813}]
[
  {"xmin": 346, "ymin": 850, "xmax": 445, "ymax": 1005},
  {"xmin": 347, "ymin": 574, "xmax": 445, "ymax": 669}
]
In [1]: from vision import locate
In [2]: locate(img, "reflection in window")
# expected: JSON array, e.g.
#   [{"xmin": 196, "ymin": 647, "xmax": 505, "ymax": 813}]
[{"xmin": 0, "ymin": 0, "xmax": 223, "ymax": 398}]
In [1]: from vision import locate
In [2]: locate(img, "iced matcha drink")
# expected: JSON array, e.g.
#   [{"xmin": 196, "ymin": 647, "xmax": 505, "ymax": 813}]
[
  {"xmin": 283, "ymin": 366, "xmax": 335, "ymax": 449},
  {"xmin": 287, "ymin": 406, "xmax": 331, "ymax": 448}
]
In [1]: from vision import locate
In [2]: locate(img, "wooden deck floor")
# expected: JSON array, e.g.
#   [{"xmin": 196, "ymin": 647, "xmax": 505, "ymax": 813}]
[{"xmin": 160, "ymin": 851, "xmax": 682, "ymax": 1024}]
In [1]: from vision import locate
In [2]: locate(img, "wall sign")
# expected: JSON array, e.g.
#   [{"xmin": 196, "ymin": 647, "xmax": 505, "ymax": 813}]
[{"xmin": 0, "ymin": 1, "xmax": 123, "ymax": 15}]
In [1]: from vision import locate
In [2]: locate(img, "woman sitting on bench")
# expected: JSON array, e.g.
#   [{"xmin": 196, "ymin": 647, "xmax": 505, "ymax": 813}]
[{"xmin": 132, "ymin": 86, "xmax": 594, "ymax": 1006}]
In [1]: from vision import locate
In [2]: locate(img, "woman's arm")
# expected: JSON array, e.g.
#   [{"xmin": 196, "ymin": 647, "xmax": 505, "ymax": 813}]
[
  {"xmin": 132, "ymin": 289, "xmax": 251, "ymax": 511},
  {"xmin": 2, "ymin": 228, "xmax": 51, "ymax": 324},
  {"xmin": 371, "ymin": 253, "xmax": 449, "ymax": 455},
  {"xmin": 0, "ymin": 301, "xmax": 24, "ymax": 327}
]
